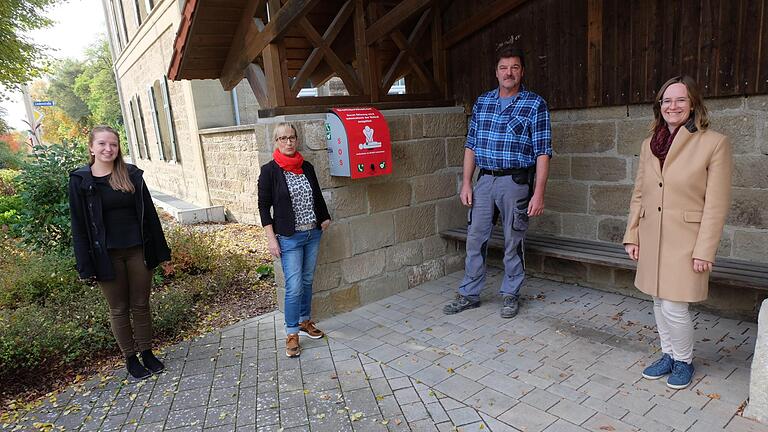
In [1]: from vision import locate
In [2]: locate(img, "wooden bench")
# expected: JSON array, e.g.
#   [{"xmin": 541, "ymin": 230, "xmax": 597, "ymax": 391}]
[{"xmin": 440, "ymin": 227, "xmax": 768, "ymax": 291}]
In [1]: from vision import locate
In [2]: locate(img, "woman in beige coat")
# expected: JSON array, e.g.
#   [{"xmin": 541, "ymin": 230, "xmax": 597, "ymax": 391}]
[{"xmin": 623, "ymin": 76, "xmax": 732, "ymax": 389}]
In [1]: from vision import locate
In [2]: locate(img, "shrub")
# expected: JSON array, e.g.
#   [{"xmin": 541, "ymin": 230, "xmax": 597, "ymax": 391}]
[
  {"xmin": 0, "ymin": 195, "xmax": 21, "ymax": 227},
  {"xmin": 151, "ymin": 286, "xmax": 195, "ymax": 337},
  {"xmin": 13, "ymin": 142, "xmax": 87, "ymax": 252},
  {"xmin": 0, "ymin": 289, "xmax": 114, "ymax": 380},
  {"xmin": 0, "ymin": 244, "xmax": 83, "ymax": 309},
  {"xmin": 0, "ymin": 141, "xmax": 24, "ymax": 170},
  {"xmin": 0, "ymin": 169, "xmax": 19, "ymax": 195},
  {"xmin": 163, "ymin": 227, "xmax": 220, "ymax": 276}
]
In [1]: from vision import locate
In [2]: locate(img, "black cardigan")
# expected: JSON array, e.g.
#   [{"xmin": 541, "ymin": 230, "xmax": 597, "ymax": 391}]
[
  {"xmin": 257, "ymin": 160, "xmax": 331, "ymax": 236},
  {"xmin": 69, "ymin": 164, "xmax": 171, "ymax": 281}
]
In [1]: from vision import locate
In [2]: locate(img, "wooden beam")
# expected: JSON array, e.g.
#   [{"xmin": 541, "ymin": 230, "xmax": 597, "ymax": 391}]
[
  {"xmin": 586, "ymin": 0, "xmax": 602, "ymax": 106},
  {"xmin": 431, "ymin": 0, "xmax": 446, "ymax": 98},
  {"xmin": 245, "ymin": 63, "xmax": 270, "ymax": 107},
  {"xmin": 297, "ymin": 16, "xmax": 363, "ymax": 95},
  {"xmin": 382, "ymin": 9, "xmax": 437, "ymax": 93},
  {"xmin": 290, "ymin": 0, "xmax": 355, "ymax": 95},
  {"xmin": 365, "ymin": 0, "xmax": 431, "ymax": 44},
  {"xmin": 257, "ymin": 98, "xmax": 454, "ymax": 117},
  {"xmin": 443, "ymin": 0, "xmax": 529, "ymax": 49},
  {"xmin": 367, "ymin": 2, "xmax": 383, "ymax": 101},
  {"xmin": 390, "ymin": 29, "xmax": 439, "ymax": 94},
  {"xmin": 353, "ymin": 0, "xmax": 371, "ymax": 96},
  {"xmin": 219, "ymin": 0, "xmax": 318, "ymax": 90}
]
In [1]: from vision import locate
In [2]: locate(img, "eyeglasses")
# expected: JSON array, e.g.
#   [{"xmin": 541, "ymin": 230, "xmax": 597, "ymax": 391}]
[
  {"xmin": 276, "ymin": 135, "xmax": 297, "ymax": 143},
  {"xmin": 659, "ymin": 97, "xmax": 689, "ymax": 107}
]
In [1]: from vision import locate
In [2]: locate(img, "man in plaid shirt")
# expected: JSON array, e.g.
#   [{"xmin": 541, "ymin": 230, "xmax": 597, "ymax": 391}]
[{"xmin": 443, "ymin": 42, "xmax": 552, "ymax": 319}]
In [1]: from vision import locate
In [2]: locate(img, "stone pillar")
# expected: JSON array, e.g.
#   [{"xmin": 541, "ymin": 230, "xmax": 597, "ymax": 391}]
[{"xmin": 745, "ymin": 298, "xmax": 768, "ymax": 424}]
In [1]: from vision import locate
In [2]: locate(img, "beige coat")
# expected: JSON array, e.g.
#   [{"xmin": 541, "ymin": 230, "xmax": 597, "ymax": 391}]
[{"xmin": 623, "ymin": 125, "xmax": 732, "ymax": 302}]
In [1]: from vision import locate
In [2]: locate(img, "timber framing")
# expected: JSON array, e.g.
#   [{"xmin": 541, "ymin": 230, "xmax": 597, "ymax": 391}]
[{"xmin": 169, "ymin": 0, "xmax": 452, "ymax": 116}]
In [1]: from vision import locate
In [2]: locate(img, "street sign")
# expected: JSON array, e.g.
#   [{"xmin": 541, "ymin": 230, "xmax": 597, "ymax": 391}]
[{"xmin": 32, "ymin": 100, "xmax": 55, "ymax": 107}]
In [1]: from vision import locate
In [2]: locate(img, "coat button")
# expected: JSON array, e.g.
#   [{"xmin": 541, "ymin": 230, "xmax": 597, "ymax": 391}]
[
  {"xmin": 659, "ymin": 182, "xmax": 663, "ymax": 187},
  {"xmin": 658, "ymin": 207, "xmax": 662, "ymax": 212}
]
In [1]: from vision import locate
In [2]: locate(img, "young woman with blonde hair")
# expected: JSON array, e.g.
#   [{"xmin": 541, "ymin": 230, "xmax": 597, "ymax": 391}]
[{"xmin": 69, "ymin": 126, "xmax": 171, "ymax": 380}]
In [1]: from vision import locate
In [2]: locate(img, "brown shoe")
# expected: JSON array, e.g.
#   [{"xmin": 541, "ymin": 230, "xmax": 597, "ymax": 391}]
[
  {"xmin": 298, "ymin": 320, "xmax": 324, "ymax": 339},
  {"xmin": 286, "ymin": 334, "xmax": 301, "ymax": 358}
]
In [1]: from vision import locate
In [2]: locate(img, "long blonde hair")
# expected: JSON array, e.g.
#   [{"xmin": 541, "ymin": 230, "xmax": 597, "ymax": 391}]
[{"xmin": 89, "ymin": 126, "xmax": 135, "ymax": 193}]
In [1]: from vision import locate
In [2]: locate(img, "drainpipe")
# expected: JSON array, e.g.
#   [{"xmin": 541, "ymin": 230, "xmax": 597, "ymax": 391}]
[{"xmin": 232, "ymin": 88, "xmax": 241, "ymax": 126}]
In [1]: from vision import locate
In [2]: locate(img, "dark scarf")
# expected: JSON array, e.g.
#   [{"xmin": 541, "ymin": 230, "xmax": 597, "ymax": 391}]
[
  {"xmin": 272, "ymin": 149, "xmax": 304, "ymax": 174},
  {"xmin": 650, "ymin": 124, "xmax": 681, "ymax": 169}
]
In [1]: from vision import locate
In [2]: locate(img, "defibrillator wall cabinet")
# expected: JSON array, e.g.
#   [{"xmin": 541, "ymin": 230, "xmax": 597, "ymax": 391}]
[{"xmin": 326, "ymin": 107, "xmax": 393, "ymax": 179}]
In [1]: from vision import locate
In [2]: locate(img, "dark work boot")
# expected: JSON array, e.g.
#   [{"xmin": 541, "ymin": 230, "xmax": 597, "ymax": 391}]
[
  {"xmin": 500, "ymin": 296, "xmax": 519, "ymax": 318},
  {"xmin": 140, "ymin": 350, "xmax": 165, "ymax": 374},
  {"xmin": 126, "ymin": 355, "xmax": 152, "ymax": 380},
  {"xmin": 443, "ymin": 294, "xmax": 480, "ymax": 315}
]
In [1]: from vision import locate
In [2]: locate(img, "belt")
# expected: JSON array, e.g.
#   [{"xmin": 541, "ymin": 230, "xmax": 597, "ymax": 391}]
[
  {"xmin": 296, "ymin": 223, "xmax": 315, "ymax": 232},
  {"xmin": 479, "ymin": 167, "xmax": 530, "ymax": 177}
]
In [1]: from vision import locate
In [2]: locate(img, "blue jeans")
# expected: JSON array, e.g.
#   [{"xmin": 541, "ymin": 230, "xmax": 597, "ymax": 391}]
[{"xmin": 278, "ymin": 228, "xmax": 322, "ymax": 335}]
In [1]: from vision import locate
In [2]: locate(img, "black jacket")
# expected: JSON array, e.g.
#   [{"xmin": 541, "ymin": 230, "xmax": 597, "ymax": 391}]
[
  {"xmin": 257, "ymin": 160, "xmax": 331, "ymax": 236},
  {"xmin": 68, "ymin": 164, "xmax": 171, "ymax": 281}
]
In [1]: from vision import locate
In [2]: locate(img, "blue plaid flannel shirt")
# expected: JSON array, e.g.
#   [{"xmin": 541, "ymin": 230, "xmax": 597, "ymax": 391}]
[{"xmin": 465, "ymin": 86, "xmax": 552, "ymax": 170}]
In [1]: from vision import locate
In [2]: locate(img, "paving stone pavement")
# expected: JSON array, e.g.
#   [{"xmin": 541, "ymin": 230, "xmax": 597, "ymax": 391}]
[{"xmin": 3, "ymin": 270, "xmax": 767, "ymax": 432}]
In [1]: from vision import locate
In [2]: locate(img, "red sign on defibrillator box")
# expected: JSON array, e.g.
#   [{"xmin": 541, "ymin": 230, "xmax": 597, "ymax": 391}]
[{"xmin": 326, "ymin": 107, "xmax": 393, "ymax": 179}]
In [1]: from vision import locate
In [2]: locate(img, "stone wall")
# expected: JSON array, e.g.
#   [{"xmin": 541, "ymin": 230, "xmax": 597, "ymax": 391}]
[
  {"xmin": 199, "ymin": 125, "xmax": 263, "ymax": 224},
  {"xmin": 264, "ymin": 108, "xmax": 468, "ymax": 317},
  {"xmin": 525, "ymin": 95, "xmax": 768, "ymax": 318}
]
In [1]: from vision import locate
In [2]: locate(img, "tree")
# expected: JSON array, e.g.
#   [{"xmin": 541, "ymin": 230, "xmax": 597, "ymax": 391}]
[
  {"xmin": 48, "ymin": 59, "xmax": 91, "ymax": 123},
  {"xmin": 0, "ymin": 0, "xmax": 57, "ymax": 92},
  {"xmin": 74, "ymin": 39, "xmax": 123, "ymax": 128},
  {"xmin": 29, "ymin": 80, "xmax": 87, "ymax": 145}
]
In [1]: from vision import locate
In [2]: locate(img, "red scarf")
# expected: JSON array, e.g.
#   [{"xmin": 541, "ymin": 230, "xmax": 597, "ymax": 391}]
[
  {"xmin": 272, "ymin": 149, "xmax": 304, "ymax": 174},
  {"xmin": 650, "ymin": 124, "xmax": 681, "ymax": 169}
]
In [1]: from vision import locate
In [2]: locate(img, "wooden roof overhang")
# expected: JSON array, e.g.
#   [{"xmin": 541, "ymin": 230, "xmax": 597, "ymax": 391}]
[{"xmin": 168, "ymin": 0, "xmax": 530, "ymax": 116}]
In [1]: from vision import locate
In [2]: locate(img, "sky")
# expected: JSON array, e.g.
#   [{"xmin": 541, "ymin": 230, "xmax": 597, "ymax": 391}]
[{"xmin": 1, "ymin": 0, "xmax": 107, "ymax": 131}]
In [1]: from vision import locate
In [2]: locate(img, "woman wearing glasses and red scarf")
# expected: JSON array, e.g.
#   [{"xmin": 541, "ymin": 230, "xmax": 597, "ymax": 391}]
[
  {"xmin": 258, "ymin": 123, "xmax": 331, "ymax": 358},
  {"xmin": 623, "ymin": 76, "xmax": 732, "ymax": 389}
]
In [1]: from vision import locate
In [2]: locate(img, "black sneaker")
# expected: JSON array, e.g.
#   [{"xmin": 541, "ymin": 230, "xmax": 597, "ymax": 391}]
[
  {"xmin": 500, "ymin": 296, "xmax": 519, "ymax": 318},
  {"xmin": 126, "ymin": 355, "xmax": 152, "ymax": 380},
  {"xmin": 443, "ymin": 294, "xmax": 480, "ymax": 315},
  {"xmin": 140, "ymin": 350, "xmax": 165, "ymax": 374}
]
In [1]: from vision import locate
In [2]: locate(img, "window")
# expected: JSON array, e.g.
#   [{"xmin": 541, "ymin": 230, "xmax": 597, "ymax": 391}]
[
  {"xmin": 128, "ymin": 96, "xmax": 150, "ymax": 159},
  {"xmin": 132, "ymin": 0, "xmax": 143, "ymax": 26},
  {"xmin": 113, "ymin": 0, "xmax": 129, "ymax": 47},
  {"xmin": 132, "ymin": 0, "xmax": 153, "ymax": 27},
  {"xmin": 147, "ymin": 76, "xmax": 179, "ymax": 163}
]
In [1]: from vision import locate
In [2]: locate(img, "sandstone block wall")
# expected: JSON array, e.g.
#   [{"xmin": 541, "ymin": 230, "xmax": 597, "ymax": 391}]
[
  {"xmin": 274, "ymin": 109, "xmax": 468, "ymax": 317},
  {"xmin": 197, "ymin": 108, "xmax": 469, "ymax": 318},
  {"xmin": 199, "ymin": 125, "xmax": 264, "ymax": 224},
  {"xmin": 526, "ymin": 95, "xmax": 768, "ymax": 318}
]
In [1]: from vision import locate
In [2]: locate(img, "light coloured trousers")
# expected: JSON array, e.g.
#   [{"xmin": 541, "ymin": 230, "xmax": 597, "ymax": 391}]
[{"xmin": 653, "ymin": 297, "xmax": 694, "ymax": 363}]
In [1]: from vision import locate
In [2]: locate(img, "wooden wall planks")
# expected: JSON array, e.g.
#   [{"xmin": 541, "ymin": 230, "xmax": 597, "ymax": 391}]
[{"xmin": 445, "ymin": 0, "xmax": 768, "ymax": 110}]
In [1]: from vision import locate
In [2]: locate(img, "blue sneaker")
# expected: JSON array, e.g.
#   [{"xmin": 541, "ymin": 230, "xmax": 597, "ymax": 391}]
[
  {"xmin": 642, "ymin": 353, "xmax": 674, "ymax": 379},
  {"xmin": 667, "ymin": 361, "xmax": 694, "ymax": 389}
]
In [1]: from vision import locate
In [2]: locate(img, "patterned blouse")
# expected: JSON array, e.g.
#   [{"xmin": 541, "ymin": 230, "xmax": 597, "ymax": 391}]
[{"xmin": 284, "ymin": 171, "xmax": 316, "ymax": 230}]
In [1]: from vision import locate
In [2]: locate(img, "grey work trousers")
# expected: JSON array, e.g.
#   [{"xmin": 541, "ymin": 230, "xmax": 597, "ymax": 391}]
[
  {"xmin": 98, "ymin": 245, "xmax": 154, "ymax": 357},
  {"xmin": 458, "ymin": 174, "xmax": 530, "ymax": 300}
]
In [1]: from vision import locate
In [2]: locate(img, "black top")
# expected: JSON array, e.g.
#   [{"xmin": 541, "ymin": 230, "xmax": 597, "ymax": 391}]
[
  {"xmin": 257, "ymin": 160, "xmax": 331, "ymax": 236},
  {"xmin": 93, "ymin": 174, "xmax": 142, "ymax": 249},
  {"xmin": 69, "ymin": 164, "xmax": 171, "ymax": 281}
]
